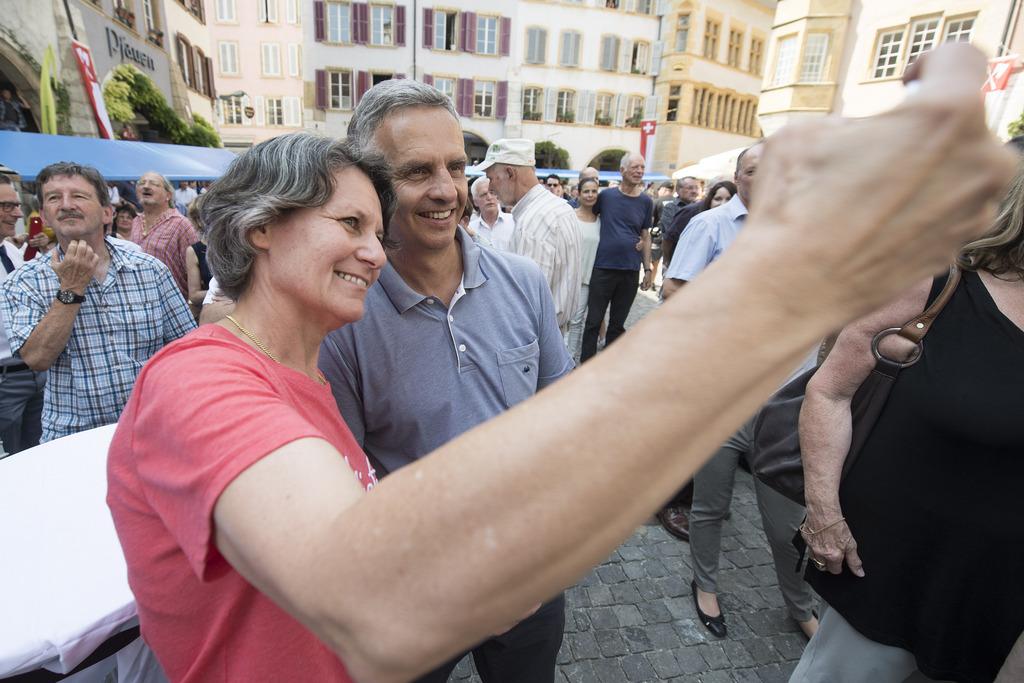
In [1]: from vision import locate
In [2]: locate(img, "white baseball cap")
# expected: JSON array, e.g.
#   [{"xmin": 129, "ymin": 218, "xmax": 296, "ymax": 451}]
[{"xmin": 476, "ymin": 138, "xmax": 536, "ymax": 170}]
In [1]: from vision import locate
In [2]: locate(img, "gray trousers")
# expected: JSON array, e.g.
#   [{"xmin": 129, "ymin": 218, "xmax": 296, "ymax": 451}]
[
  {"xmin": 690, "ymin": 416, "xmax": 815, "ymax": 622},
  {"xmin": 791, "ymin": 607, "xmax": 941, "ymax": 682},
  {"xmin": 0, "ymin": 367, "xmax": 45, "ymax": 456}
]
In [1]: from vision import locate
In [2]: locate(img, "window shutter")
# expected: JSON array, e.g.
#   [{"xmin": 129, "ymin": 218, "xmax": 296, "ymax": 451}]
[
  {"xmin": 543, "ymin": 86, "xmax": 556, "ymax": 122},
  {"xmin": 459, "ymin": 13, "xmax": 468, "ymax": 51},
  {"xmin": 644, "ymin": 94, "xmax": 659, "ymax": 120},
  {"xmin": 624, "ymin": 0, "xmax": 637, "ymax": 12},
  {"xmin": 204, "ymin": 57, "xmax": 215, "ymax": 98},
  {"xmin": 355, "ymin": 3, "xmax": 368, "ymax": 44},
  {"xmin": 463, "ymin": 78, "xmax": 475, "ymax": 116},
  {"xmin": 466, "ymin": 12, "xmax": 477, "ymax": 53},
  {"xmin": 284, "ymin": 96, "xmax": 299, "ymax": 126},
  {"xmin": 423, "ymin": 73, "xmax": 434, "ymax": 86},
  {"xmin": 496, "ymin": 80, "xmax": 508, "ymax": 118},
  {"xmin": 581, "ymin": 90, "xmax": 596, "ymax": 125},
  {"xmin": 255, "ymin": 95, "xmax": 265, "ymax": 126},
  {"xmin": 619, "ymin": 38, "xmax": 633, "ymax": 72},
  {"xmin": 356, "ymin": 70, "xmax": 370, "ymax": 102},
  {"xmin": 657, "ymin": 0, "xmax": 668, "ymax": 15},
  {"xmin": 314, "ymin": 0, "xmax": 325, "ymax": 41},
  {"xmin": 395, "ymin": 5, "xmax": 406, "ymax": 46},
  {"xmin": 423, "ymin": 8, "xmax": 433, "ymax": 48},
  {"xmin": 651, "ymin": 41, "xmax": 663, "ymax": 75},
  {"xmin": 614, "ymin": 94, "xmax": 627, "ymax": 127},
  {"xmin": 315, "ymin": 69, "xmax": 327, "ymax": 109},
  {"xmin": 500, "ymin": 17, "xmax": 511, "ymax": 56}
]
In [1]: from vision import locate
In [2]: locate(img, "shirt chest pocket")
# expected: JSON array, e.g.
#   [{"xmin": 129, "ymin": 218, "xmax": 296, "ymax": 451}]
[{"xmin": 496, "ymin": 339, "xmax": 540, "ymax": 409}]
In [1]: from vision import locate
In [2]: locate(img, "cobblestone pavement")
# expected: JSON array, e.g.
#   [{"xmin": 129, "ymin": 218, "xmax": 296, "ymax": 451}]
[{"xmin": 449, "ymin": 290, "xmax": 811, "ymax": 682}]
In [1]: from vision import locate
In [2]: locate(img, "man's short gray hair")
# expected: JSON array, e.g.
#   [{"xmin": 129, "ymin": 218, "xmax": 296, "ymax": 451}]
[
  {"xmin": 470, "ymin": 175, "xmax": 490, "ymax": 198},
  {"xmin": 620, "ymin": 152, "xmax": 645, "ymax": 170},
  {"xmin": 141, "ymin": 171, "xmax": 175, "ymax": 208},
  {"xmin": 202, "ymin": 132, "xmax": 397, "ymax": 300},
  {"xmin": 347, "ymin": 79, "xmax": 458, "ymax": 151}
]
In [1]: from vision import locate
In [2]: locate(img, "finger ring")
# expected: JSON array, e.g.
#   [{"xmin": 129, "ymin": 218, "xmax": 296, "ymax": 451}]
[{"xmin": 811, "ymin": 558, "xmax": 826, "ymax": 570}]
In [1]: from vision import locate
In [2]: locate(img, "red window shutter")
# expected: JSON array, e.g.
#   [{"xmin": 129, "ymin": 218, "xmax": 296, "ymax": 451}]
[
  {"xmin": 314, "ymin": 0, "xmax": 325, "ymax": 41},
  {"xmin": 454, "ymin": 79, "xmax": 465, "ymax": 115},
  {"xmin": 466, "ymin": 12, "xmax": 477, "ymax": 53},
  {"xmin": 354, "ymin": 3, "xmax": 368, "ymax": 44},
  {"xmin": 315, "ymin": 69, "xmax": 327, "ymax": 109},
  {"xmin": 496, "ymin": 80, "xmax": 508, "ymax": 119},
  {"xmin": 357, "ymin": 70, "xmax": 370, "ymax": 102},
  {"xmin": 459, "ymin": 12, "xmax": 468, "ymax": 52},
  {"xmin": 423, "ymin": 73, "xmax": 434, "ymax": 86},
  {"xmin": 423, "ymin": 7, "xmax": 433, "ymax": 48},
  {"xmin": 395, "ymin": 5, "xmax": 406, "ymax": 46},
  {"xmin": 500, "ymin": 17, "xmax": 511, "ymax": 56}
]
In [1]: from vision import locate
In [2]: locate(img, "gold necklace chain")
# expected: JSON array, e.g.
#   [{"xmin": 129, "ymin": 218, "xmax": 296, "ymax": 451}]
[{"xmin": 225, "ymin": 315, "xmax": 326, "ymax": 385}]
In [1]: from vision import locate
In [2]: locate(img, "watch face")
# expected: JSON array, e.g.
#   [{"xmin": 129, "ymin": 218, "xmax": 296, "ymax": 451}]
[{"xmin": 57, "ymin": 290, "xmax": 82, "ymax": 304}]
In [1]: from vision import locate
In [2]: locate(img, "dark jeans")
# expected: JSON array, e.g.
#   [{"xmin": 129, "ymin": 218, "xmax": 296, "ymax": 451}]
[
  {"xmin": 580, "ymin": 268, "xmax": 640, "ymax": 362},
  {"xmin": 415, "ymin": 594, "xmax": 566, "ymax": 683},
  {"xmin": 0, "ymin": 368, "xmax": 45, "ymax": 455}
]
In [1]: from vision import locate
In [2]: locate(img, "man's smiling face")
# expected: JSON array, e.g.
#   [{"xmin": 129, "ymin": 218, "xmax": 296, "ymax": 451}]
[{"xmin": 371, "ymin": 106, "xmax": 467, "ymax": 254}]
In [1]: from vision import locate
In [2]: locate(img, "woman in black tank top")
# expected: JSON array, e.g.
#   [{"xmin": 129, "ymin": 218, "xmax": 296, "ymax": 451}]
[{"xmin": 793, "ymin": 166, "xmax": 1024, "ymax": 683}]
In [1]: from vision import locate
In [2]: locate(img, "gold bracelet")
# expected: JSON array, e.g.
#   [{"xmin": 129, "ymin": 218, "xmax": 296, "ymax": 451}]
[{"xmin": 799, "ymin": 517, "xmax": 845, "ymax": 536}]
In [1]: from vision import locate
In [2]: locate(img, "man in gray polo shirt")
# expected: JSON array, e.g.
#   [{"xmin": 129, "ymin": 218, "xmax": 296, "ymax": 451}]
[{"xmin": 319, "ymin": 80, "xmax": 573, "ymax": 683}]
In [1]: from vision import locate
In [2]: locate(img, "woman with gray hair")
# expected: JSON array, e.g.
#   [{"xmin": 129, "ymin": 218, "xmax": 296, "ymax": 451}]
[{"xmin": 105, "ymin": 43, "xmax": 1014, "ymax": 683}]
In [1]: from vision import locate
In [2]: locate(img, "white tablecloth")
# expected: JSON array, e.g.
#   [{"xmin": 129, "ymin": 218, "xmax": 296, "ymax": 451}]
[{"xmin": 0, "ymin": 424, "xmax": 138, "ymax": 677}]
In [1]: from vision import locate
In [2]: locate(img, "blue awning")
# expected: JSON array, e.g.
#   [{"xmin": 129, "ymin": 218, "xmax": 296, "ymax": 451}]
[
  {"xmin": 0, "ymin": 131, "xmax": 237, "ymax": 182},
  {"xmin": 467, "ymin": 165, "xmax": 670, "ymax": 183}
]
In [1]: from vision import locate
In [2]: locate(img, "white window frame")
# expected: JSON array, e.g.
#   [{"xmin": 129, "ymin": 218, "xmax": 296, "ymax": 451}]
[
  {"xmin": 906, "ymin": 17, "xmax": 940, "ymax": 68},
  {"xmin": 526, "ymin": 27, "xmax": 546, "ymax": 64},
  {"xmin": 285, "ymin": 0, "xmax": 299, "ymax": 24},
  {"xmin": 560, "ymin": 31, "xmax": 582, "ymax": 67},
  {"xmin": 434, "ymin": 76, "xmax": 455, "ymax": 103},
  {"xmin": 675, "ymin": 14, "xmax": 689, "ymax": 52},
  {"xmin": 222, "ymin": 95, "xmax": 244, "ymax": 125},
  {"xmin": 257, "ymin": 0, "xmax": 278, "ymax": 23},
  {"xmin": 799, "ymin": 33, "xmax": 829, "ymax": 83},
  {"xmin": 631, "ymin": 40, "xmax": 649, "ymax": 74},
  {"xmin": 474, "ymin": 80, "xmax": 495, "ymax": 118},
  {"xmin": 872, "ymin": 29, "xmax": 904, "ymax": 79},
  {"xmin": 771, "ymin": 35, "xmax": 797, "ymax": 86},
  {"xmin": 329, "ymin": 70, "xmax": 352, "ymax": 110},
  {"xmin": 595, "ymin": 92, "xmax": 613, "ymax": 123},
  {"xmin": 556, "ymin": 89, "xmax": 576, "ymax": 121},
  {"xmin": 944, "ymin": 16, "xmax": 975, "ymax": 44},
  {"xmin": 142, "ymin": 0, "xmax": 156, "ymax": 32},
  {"xmin": 215, "ymin": 0, "xmax": 235, "ymax": 22},
  {"xmin": 265, "ymin": 97, "xmax": 284, "ymax": 126},
  {"xmin": 371, "ymin": 5, "xmax": 394, "ymax": 46},
  {"xmin": 261, "ymin": 43, "xmax": 281, "ymax": 76},
  {"xmin": 749, "ymin": 37, "xmax": 764, "ymax": 74},
  {"xmin": 434, "ymin": 11, "xmax": 458, "ymax": 51},
  {"xmin": 288, "ymin": 44, "xmax": 300, "ymax": 77},
  {"xmin": 218, "ymin": 41, "xmax": 238, "ymax": 75},
  {"xmin": 327, "ymin": 2, "xmax": 351, "ymax": 43},
  {"xmin": 522, "ymin": 87, "xmax": 542, "ymax": 119},
  {"xmin": 476, "ymin": 15, "xmax": 498, "ymax": 55}
]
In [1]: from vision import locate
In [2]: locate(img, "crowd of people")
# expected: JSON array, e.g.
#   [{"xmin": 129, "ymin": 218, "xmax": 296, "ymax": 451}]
[{"xmin": 0, "ymin": 43, "xmax": 1021, "ymax": 683}]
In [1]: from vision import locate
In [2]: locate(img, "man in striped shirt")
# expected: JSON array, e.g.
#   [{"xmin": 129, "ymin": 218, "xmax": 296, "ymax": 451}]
[
  {"xmin": 483, "ymin": 139, "xmax": 582, "ymax": 336},
  {"xmin": 130, "ymin": 171, "xmax": 199, "ymax": 299}
]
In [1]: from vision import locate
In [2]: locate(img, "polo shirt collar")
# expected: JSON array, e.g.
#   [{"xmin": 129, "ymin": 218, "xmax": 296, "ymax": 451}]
[
  {"xmin": 724, "ymin": 194, "xmax": 749, "ymax": 223},
  {"xmin": 377, "ymin": 226, "xmax": 487, "ymax": 314}
]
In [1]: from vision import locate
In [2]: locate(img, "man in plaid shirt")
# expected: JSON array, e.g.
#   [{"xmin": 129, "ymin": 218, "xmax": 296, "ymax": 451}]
[
  {"xmin": 0, "ymin": 162, "xmax": 195, "ymax": 442},
  {"xmin": 130, "ymin": 171, "xmax": 199, "ymax": 298}
]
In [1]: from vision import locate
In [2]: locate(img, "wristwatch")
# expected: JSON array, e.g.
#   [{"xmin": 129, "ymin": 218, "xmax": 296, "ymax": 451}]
[{"xmin": 56, "ymin": 289, "xmax": 86, "ymax": 305}]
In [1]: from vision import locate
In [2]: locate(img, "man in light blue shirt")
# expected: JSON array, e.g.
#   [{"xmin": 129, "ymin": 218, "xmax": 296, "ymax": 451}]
[{"xmin": 318, "ymin": 79, "xmax": 573, "ymax": 683}]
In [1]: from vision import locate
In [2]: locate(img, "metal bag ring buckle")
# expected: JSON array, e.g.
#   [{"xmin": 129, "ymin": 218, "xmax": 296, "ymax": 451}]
[{"xmin": 871, "ymin": 327, "xmax": 923, "ymax": 368}]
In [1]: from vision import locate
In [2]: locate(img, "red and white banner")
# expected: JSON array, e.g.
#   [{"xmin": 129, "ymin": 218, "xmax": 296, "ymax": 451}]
[
  {"xmin": 640, "ymin": 120, "xmax": 656, "ymax": 160},
  {"xmin": 71, "ymin": 40, "xmax": 115, "ymax": 139},
  {"xmin": 983, "ymin": 55, "xmax": 1019, "ymax": 94}
]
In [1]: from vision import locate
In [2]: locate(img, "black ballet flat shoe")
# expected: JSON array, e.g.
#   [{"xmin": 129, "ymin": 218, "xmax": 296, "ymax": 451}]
[{"xmin": 691, "ymin": 580, "xmax": 727, "ymax": 639}]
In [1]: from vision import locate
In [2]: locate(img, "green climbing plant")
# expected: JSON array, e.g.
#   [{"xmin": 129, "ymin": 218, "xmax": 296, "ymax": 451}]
[
  {"xmin": 102, "ymin": 64, "xmax": 220, "ymax": 147},
  {"xmin": 534, "ymin": 140, "xmax": 570, "ymax": 169},
  {"xmin": 1009, "ymin": 110, "xmax": 1024, "ymax": 139}
]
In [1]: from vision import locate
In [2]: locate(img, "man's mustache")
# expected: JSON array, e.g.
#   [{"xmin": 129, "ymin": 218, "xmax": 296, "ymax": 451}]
[{"xmin": 57, "ymin": 211, "xmax": 85, "ymax": 221}]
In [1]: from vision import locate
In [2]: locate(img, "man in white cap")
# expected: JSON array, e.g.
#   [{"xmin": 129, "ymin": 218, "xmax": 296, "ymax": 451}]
[{"xmin": 481, "ymin": 139, "xmax": 582, "ymax": 336}]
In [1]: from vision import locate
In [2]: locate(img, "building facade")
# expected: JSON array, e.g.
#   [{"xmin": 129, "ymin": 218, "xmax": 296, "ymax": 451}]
[
  {"xmin": 758, "ymin": 0, "xmax": 1014, "ymax": 135},
  {"xmin": 650, "ymin": 0, "xmax": 774, "ymax": 176},
  {"xmin": 164, "ymin": 0, "xmax": 218, "ymax": 123},
  {"xmin": 210, "ymin": 0, "xmax": 305, "ymax": 150}
]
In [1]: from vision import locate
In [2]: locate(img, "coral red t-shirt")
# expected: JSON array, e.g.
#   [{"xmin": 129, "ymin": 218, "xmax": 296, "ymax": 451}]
[{"xmin": 107, "ymin": 325, "xmax": 377, "ymax": 682}]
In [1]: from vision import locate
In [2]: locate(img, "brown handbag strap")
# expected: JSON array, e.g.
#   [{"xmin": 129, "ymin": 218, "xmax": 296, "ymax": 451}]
[{"xmin": 896, "ymin": 265, "xmax": 961, "ymax": 343}]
